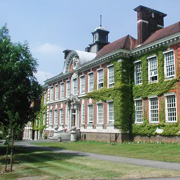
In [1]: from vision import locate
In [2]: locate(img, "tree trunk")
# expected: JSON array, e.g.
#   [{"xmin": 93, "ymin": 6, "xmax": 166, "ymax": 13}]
[
  {"xmin": 10, "ymin": 128, "xmax": 14, "ymax": 172},
  {"xmin": 5, "ymin": 143, "xmax": 9, "ymax": 172}
]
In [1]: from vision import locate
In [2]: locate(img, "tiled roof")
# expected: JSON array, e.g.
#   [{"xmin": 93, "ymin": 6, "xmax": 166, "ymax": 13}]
[
  {"xmin": 96, "ymin": 35, "xmax": 136, "ymax": 58},
  {"xmin": 142, "ymin": 22, "xmax": 180, "ymax": 46}
]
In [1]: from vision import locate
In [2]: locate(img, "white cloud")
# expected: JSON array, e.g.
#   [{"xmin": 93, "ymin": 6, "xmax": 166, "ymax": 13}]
[
  {"xmin": 34, "ymin": 43, "xmax": 64, "ymax": 54},
  {"xmin": 34, "ymin": 70, "xmax": 56, "ymax": 85}
]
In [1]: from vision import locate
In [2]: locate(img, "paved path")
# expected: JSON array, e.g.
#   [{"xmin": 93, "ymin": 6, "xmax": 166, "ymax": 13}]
[{"xmin": 15, "ymin": 140, "xmax": 180, "ymax": 180}]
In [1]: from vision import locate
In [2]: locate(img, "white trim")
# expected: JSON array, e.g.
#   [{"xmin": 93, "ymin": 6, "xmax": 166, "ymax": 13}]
[
  {"xmin": 97, "ymin": 68, "xmax": 104, "ymax": 90},
  {"xmin": 148, "ymin": 95, "xmax": 158, "ymax": 99},
  {"xmin": 164, "ymin": 92, "xmax": 176, "ymax": 96},
  {"xmin": 107, "ymin": 101, "xmax": 114, "ymax": 124},
  {"xmin": 134, "ymin": 97, "xmax": 142, "ymax": 101},
  {"xmin": 157, "ymin": 24, "xmax": 164, "ymax": 28},
  {"xmin": 107, "ymin": 64, "xmax": 114, "ymax": 68},
  {"xmin": 88, "ymin": 72, "xmax": 94, "ymax": 92},
  {"xmin": 163, "ymin": 49, "xmax": 174, "ymax": 54},
  {"xmin": 88, "ymin": 104, "xmax": 93, "ymax": 124},
  {"xmin": 147, "ymin": 55, "xmax": 157, "ymax": 59},
  {"xmin": 137, "ymin": 20, "xmax": 149, "ymax": 24},
  {"xmin": 66, "ymin": 80, "xmax": 70, "ymax": 98},
  {"xmin": 80, "ymin": 75, "xmax": 85, "ymax": 95},
  {"xmin": 133, "ymin": 60, "xmax": 141, "ymax": 64},
  {"xmin": 149, "ymin": 97, "xmax": 159, "ymax": 123},
  {"xmin": 107, "ymin": 65, "xmax": 114, "ymax": 88},
  {"xmin": 148, "ymin": 55, "xmax": 158, "ymax": 83},
  {"xmin": 97, "ymin": 103, "xmax": 103, "ymax": 124}
]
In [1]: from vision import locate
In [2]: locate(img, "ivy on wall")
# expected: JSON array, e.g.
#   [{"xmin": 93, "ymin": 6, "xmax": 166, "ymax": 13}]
[
  {"xmin": 133, "ymin": 47, "xmax": 180, "ymax": 136},
  {"xmin": 85, "ymin": 57, "xmax": 133, "ymax": 132}
]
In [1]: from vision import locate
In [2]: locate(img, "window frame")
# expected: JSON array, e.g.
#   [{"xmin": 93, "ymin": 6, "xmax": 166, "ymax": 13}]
[
  {"xmin": 54, "ymin": 109, "xmax": 58, "ymax": 126},
  {"xmin": 134, "ymin": 60, "xmax": 142, "ymax": 85},
  {"xmin": 149, "ymin": 96, "xmax": 159, "ymax": 123},
  {"xmin": 50, "ymin": 86, "xmax": 53, "ymax": 101},
  {"xmin": 59, "ymin": 108, "xmax": 64, "ymax": 125},
  {"xmin": 66, "ymin": 80, "xmax": 70, "ymax": 98},
  {"xmin": 165, "ymin": 93, "xmax": 177, "ymax": 123},
  {"xmin": 97, "ymin": 68, "xmax": 104, "ymax": 90},
  {"xmin": 97, "ymin": 103, "xmax": 103, "ymax": 124},
  {"xmin": 148, "ymin": 55, "xmax": 158, "ymax": 83},
  {"xmin": 134, "ymin": 98, "xmax": 143, "ymax": 124},
  {"xmin": 81, "ymin": 103, "xmax": 85, "ymax": 124},
  {"xmin": 107, "ymin": 101, "xmax": 114, "ymax": 124},
  {"xmin": 107, "ymin": 65, "xmax": 114, "ymax": 87},
  {"xmin": 55, "ymin": 84, "xmax": 59, "ymax": 100},
  {"xmin": 88, "ymin": 72, "xmax": 94, "ymax": 92},
  {"xmin": 80, "ymin": 75, "xmax": 85, "ymax": 94},
  {"xmin": 60, "ymin": 82, "xmax": 64, "ymax": 99},
  {"xmin": 88, "ymin": 104, "xmax": 93, "ymax": 124},
  {"xmin": 49, "ymin": 110, "xmax": 53, "ymax": 126},
  {"xmin": 73, "ymin": 78, "xmax": 78, "ymax": 95},
  {"xmin": 163, "ymin": 50, "xmax": 176, "ymax": 79}
]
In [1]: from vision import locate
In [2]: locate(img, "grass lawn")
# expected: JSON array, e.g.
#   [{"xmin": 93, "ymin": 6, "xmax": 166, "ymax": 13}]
[
  {"xmin": 0, "ymin": 145, "xmax": 180, "ymax": 180},
  {"xmin": 34, "ymin": 141, "xmax": 180, "ymax": 163}
]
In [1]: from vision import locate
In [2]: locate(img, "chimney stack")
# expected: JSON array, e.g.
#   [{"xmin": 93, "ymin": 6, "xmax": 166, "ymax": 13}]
[{"xmin": 134, "ymin": 5, "xmax": 167, "ymax": 45}]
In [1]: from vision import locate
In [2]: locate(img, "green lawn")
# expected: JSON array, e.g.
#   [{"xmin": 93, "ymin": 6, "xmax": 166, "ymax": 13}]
[
  {"xmin": 0, "ymin": 145, "xmax": 180, "ymax": 180},
  {"xmin": 34, "ymin": 141, "xmax": 180, "ymax": 163}
]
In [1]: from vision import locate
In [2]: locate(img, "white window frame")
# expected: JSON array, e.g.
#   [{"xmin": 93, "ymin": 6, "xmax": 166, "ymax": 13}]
[
  {"xmin": 107, "ymin": 65, "xmax": 114, "ymax": 87},
  {"xmin": 59, "ymin": 108, "xmax": 64, "ymax": 125},
  {"xmin": 149, "ymin": 96, "xmax": 159, "ymax": 123},
  {"xmin": 50, "ymin": 86, "xmax": 53, "ymax": 101},
  {"xmin": 134, "ymin": 98, "xmax": 143, "ymax": 124},
  {"xmin": 55, "ymin": 84, "xmax": 59, "ymax": 100},
  {"xmin": 148, "ymin": 55, "xmax": 158, "ymax": 83},
  {"xmin": 66, "ymin": 105, "xmax": 69, "ymax": 125},
  {"xmin": 163, "ymin": 50, "xmax": 175, "ymax": 79},
  {"xmin": 97, "ymin": 68, "xmax": 104, "ymax": 90},
  {"xmin": 54, "ymin": 109, "xmax": 58, "ymax": 126},
  {"xmin": 107, "ymin": 101, "xmax": 114, "ymax": 124},
  {"xmin": 97, "ymin": 103, "xmax": 103, "ymax": 124},
  {"xmin": 43, "ymin": 91, "xmax": 47, "ymax": 104},
  {"xmin": 88, "ymin": 72, "xmax": 94, "ymax": 92},
  {"xmin": 49, "ymin": 110, "xmax": 53, "ymax": 126},
  {"xmin": 88, "ymin": 104, "xmax": 93, "ymax": 124},
  {"xmin": 81, "ymin": 103, "xmax": 85, "ymax": 124},
  {"xmin": 134, "ymin": 60, "xmax": 142, "ymax": 85},
  {"xmin": 165, "ymin": 93, "xmax": 177, "ymax": 122},
  {"xmin": 73, "ymin": 78, "xmax": 78, "ymax": 95},
  {"xmin": 60, "ymin": 82, "xmax": 64, "ymax": 99},
  {"xmin": 80, "ymin": 75, "xmax": 85, "ymax": 94},
  {"xmin": 66, "ymin": 80, "xmax": 70, "ymax": 97}
]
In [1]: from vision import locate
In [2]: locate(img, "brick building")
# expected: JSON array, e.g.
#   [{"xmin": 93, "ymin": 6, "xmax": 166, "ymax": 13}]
[{"xmin": 23, "ymin": 5, "xmax": 180, "ymax": 142}]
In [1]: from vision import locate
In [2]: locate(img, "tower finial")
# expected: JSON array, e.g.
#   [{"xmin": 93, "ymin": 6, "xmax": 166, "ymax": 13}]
[{"xmin": 100, "ymin": 15, "xmax": 102, "ymax": 27}]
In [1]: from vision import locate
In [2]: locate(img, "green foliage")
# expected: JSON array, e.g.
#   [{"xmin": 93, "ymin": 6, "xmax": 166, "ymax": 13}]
[{"xmin": 85, "ymin": 58, "xmax": 133, "ymax": 131}]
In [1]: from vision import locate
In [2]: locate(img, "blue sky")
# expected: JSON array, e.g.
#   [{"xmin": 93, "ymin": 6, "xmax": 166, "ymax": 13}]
[{"xmin": 0, "ymin": 0, "xmax": 180, "ymax": 84}]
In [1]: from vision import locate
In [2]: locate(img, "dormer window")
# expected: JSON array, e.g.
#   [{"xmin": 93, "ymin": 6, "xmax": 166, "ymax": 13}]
[{"xmin": 97, "ymin": 69, "xmax": 104, "ymax": 89}]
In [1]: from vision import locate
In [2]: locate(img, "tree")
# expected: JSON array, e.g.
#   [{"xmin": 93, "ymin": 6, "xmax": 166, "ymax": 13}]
[{"xmin": 0, "ymin": 25, "xmax": 42, "ymax": 172}]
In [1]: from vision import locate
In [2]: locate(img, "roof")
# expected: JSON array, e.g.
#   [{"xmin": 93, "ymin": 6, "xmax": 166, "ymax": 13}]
[
  {"xmin": 142, "ymin": 22, "xmax": 180, "ymax": 46},
  {"xmin": 96, "ymin": 35, "xmax": 136, "ymax": 58}
]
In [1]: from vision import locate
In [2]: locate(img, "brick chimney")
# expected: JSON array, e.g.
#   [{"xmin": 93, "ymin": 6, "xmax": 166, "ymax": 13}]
[{"xmin": 134, "ymin": 5, "xmax": 167, "ymax": 45}]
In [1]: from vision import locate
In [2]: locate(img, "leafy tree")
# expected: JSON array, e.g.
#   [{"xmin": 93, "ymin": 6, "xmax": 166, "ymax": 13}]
[{"xmin": 0, "ymin": 25, "xmax": 42, "ymax": 172}]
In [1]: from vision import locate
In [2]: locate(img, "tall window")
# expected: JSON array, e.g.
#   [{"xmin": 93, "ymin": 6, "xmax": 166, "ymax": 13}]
[
  {"xmin": 134, "ymin": 61, "xmax": 142, "ymax": 85},
  {"xmin": 165, "ymin": 95, "xmax": 177, "ymax": 122},
  {"xmin": 80, "ymin": 76, "xmax": 85, "ymax": 94},
  {"xmin": 66, "ymin": 81, "xmax": 70, "ymax": 97},
  {"xmin": 148, "ymin": 56, "xmax": 158, "ymax": 82},
  {"xmin": 81, "ymin": 104, "xmax": 85, "ymax": 124},
  {"xmin": 108, "ymin": 102, "xmax": 114, "ymax": 124},
  {"xmin": 43, "ymin": 112, "xmax": 46, "ymax": 125},
  {"xmin": 88, "ymin": 72, "xmax": 94, "ymax": 92},
  {"xmin": 60, "ymin": 83, "xmax": 64, "ymax": 99},
  {"xmin": 97, "ymin": 69, "xmax": 104, "ymax": 89},
  {"xmin": 54, "ymin": 110, "xmax": 58, "ymax": 126},
  {"xmin": 164, "ymin": 51, "xmax": 175, "ymax": 79},
  {"xmin": 50, "ymin": 86, "xmax": 53, "ymax": 101},
  {"xmin": 59, "ymin": 109, "xmax": 63, "ymax": 125},
  {"xmin": 97, "ymin": 103, "xmax": 103, "ymax": 124},
  {"xmin": 66, "ymin": 106, "xmax": 69, "ymax": 125},
  {"xmin": 108, "ymin": 65, "xmax": 114, "ymax": 87},
  {"xmin": 149, "ymin": 97, "xmax": 159, "ymax": 123},
  {"xmin": 88, "ymin": 105, "xmax": 93, "ymax": 124},
  {"xmin": 49, "ymin": 110, "xmax": 53, "ymax": 126},
  {"xmin": 73, "ymin": 78, "xmax": 77, "ymax": 95},
  {"xmin": 135, "ymin": 99, "xmax": 143, "ymax": 123},
  {"xmin": 55, "ymin": 84, "xmax": 59, "ymax": 100}
]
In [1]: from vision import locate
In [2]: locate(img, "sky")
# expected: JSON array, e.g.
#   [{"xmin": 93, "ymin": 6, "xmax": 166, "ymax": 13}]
[{"xmin": 0, "ymin": 0, "xmax": 180, "ymax": 84}]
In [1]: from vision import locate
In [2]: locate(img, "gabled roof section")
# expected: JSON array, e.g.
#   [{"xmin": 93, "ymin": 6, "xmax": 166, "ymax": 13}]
[
  {"xmin": 96, "ymin": 35, "xmax": 136, "ymax": 58},
  {"xmin": 142, "ymin": 22, "xmax": 180, "ymax": 46}
]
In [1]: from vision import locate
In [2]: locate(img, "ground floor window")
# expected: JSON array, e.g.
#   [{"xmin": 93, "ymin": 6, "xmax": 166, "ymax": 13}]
[
  {"xmin": 81, "ymin": 104, "xmax": 85, "ymax": 124},
  {"xmin": 149, "ymin": 97, "xmax": 159, "ymax": 123},
  {"xmin": 97, "ymin": 103, "xmax": 103, "ymax": 124},
  {"xmin": 165, "ymin": 94, "xmax": 177, "ymax": 122},
  {"xmin": 88, "ymin": 104, "xmax": 93, "ymax": 124},
  {"xmin": 108, "ymin": 102, "xmax": 114, "ymax": 124},
  {"xmin": 59, "ymin": 109, "xmax": 63, "ymax": 125},
  {"xmin": 49, "ymin": 110, "xmax": 53, "ymax": 126},
  {"xmin": 135, "ymin": 99, "xmax": 143, "ymax": 123},
  {"xmin": 54, "ymin": 110, "xmax": 58, "ymax": 126},
  {"xmin": 66, "ymin": 106, "xmax": 69, "ymax": 125}
]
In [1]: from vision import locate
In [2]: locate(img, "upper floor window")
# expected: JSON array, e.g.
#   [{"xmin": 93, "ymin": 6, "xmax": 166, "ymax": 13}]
[
  {"xmin": 135, "ymin": 99, "xmax": 143, "ymax": 123},
  {"xmin": 97, "ymin": 69, "xmax": 104, "ymax": 89},
  {"xmin": 165, "ymin": 94, "xmax": 177, "ymax": 122},
  {"xmin": 73, "ymin": 78, "xmax": 78, "ymax": 95},
  {"xmin": 50, "ymin": 86, "xmax": 53, "ymax": 101},
  {"xmin": 66, "ymin": 81, "xmax": 70, "ymax": 97},
  {"xmin": 97, "ymin": 103, "xmax": 103, "ymax": 124},
  {"xmin": 44, "ymin": 91, "xmax": 47, "ymax": 104},
  {"xmin": 148, "ymin": 56, "xmax": 158, "ymax": 82},
  {"xmin": 134, "ymin": 61, "xmax": 142, "ymax": 85},
  {"xmin": 108, "ymin": 65, "xmax": 114, "ymax": 87},
  {"xmin": 88, "ymin": 72, "xmax": 94, "ymax": 92},
  {"xmin": 55, "ymin": 84, "xmax": 59, "ymax": 100},
  {"xmin": 149, "ymin": 97, "xmax": 159, "ymax": 123},
  {"xmin": 60, "ymin": 83, "xmax": 64, "ymax": 99},
  {"xmin": 88, "ymin": 104, "xmax": 93, "ymax": 124},
  {"xmin": 80, "ymin": 75, "xmax": 85, "ymax": 94},
  {"xmin": 164, "ymin": 50, "xmax": 175, "ymax": 79},
  {"xmin": 108, "ymin": 102, "xmax": 114, "ymax": 124}
]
